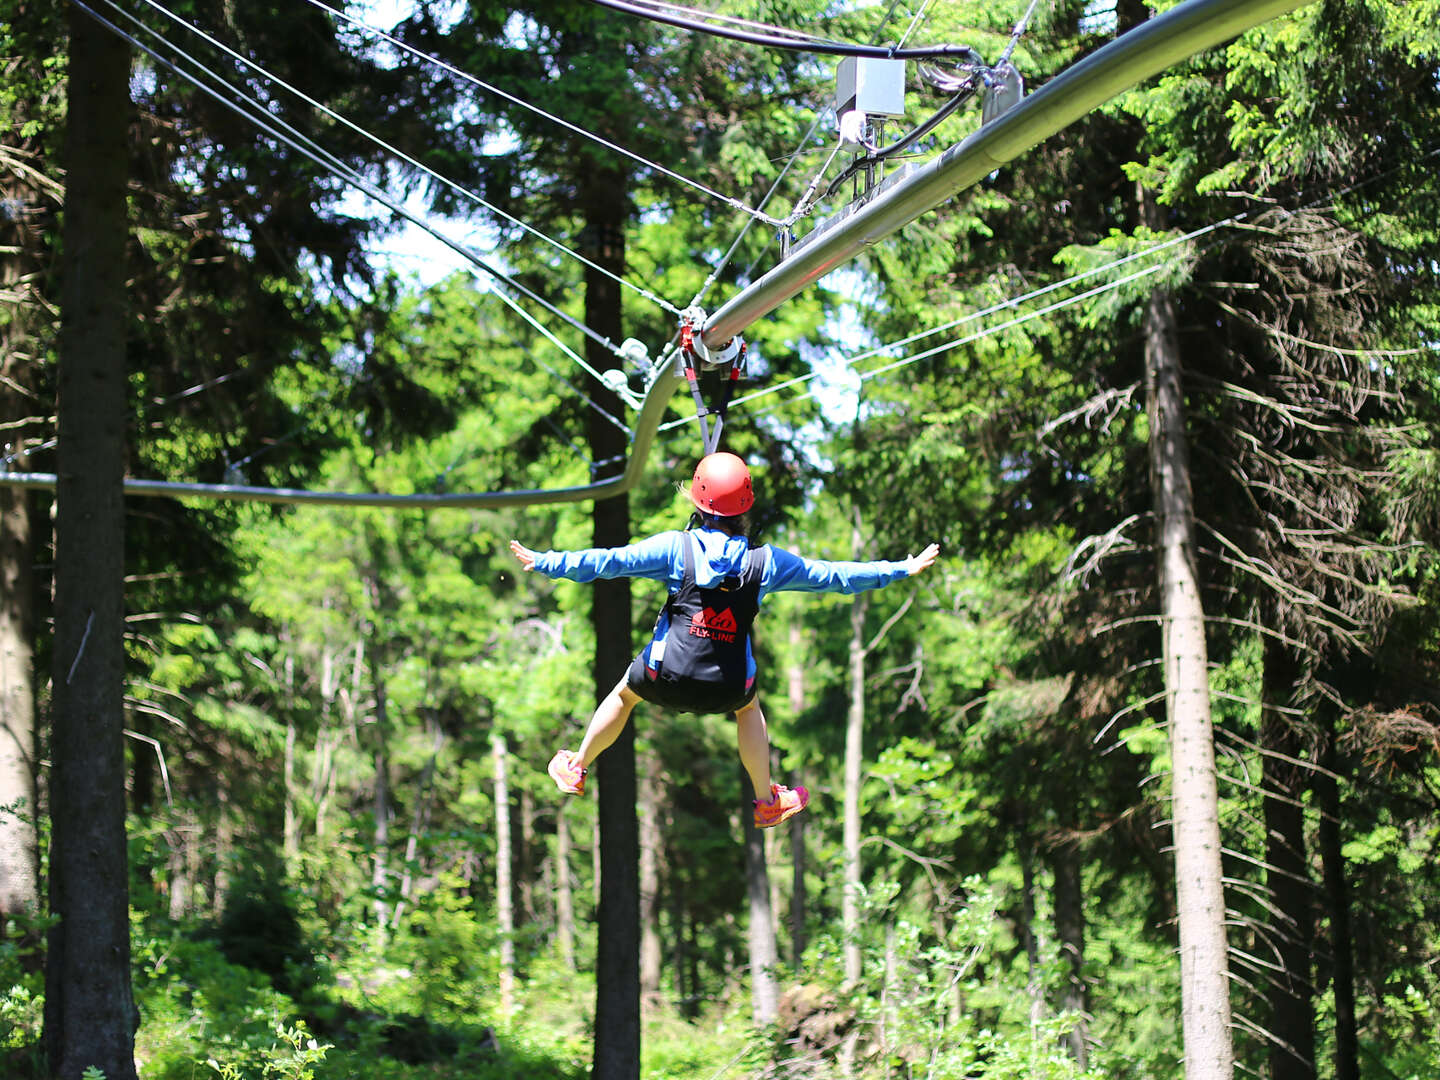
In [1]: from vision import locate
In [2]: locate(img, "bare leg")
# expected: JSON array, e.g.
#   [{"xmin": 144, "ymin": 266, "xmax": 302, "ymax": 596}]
[
  {"xmin": 735, "ymin": 695, "xmax": 775, "ymax": 802},
  {"xmin": 576, "ymin": 677, "xmax": 643, "ymax": 769}
]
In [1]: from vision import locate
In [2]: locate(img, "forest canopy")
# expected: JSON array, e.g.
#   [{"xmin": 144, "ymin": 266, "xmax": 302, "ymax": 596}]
[{"xmin": 1, "ymin": 2, "xmax": 1438, "ymax": 1080}]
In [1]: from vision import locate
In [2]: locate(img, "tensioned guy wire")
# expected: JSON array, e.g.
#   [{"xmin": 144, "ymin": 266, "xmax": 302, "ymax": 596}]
[
  {"xmin": 668, "ymin": 260, "xmax": 1168, "ymax": 430},
  {"xmin": 731, "ymin": 262, "xmax": 1167, "ymax": 429},
  {"xmin": 130, "ymin": 0, "xmax": 682, "ymax": 320},
  {"xmin": 584, "ymin": 0, "xmax": 982, "ymax": 60},
  {"xmin": 708, "ymin": 127, "xmax": 1440, "ymax": 429},
  {"xmin": 896, "ymin": 0, "xmax": 936, "ymax": 50},
  {"xmin": 660, "ymin": 215, "xmax": 1235, "ymax": 432},
  {"xmin": 640, "ymin": 0, "xmax": 835, "ymax": 45},
  {"xmin": 81, "ymin": 0, "xmax": 633, "ymax": 431},
  {"xmin": 1000, "ymin": 0, "xmax": 1045, "ymax": 65},
  {"xmin": 303, "ymin": 0, "xmax": 788, "ymax": 229},
  {"xmin": 88, "ymin": 1, "xmax": 564, "ymax": 332}
]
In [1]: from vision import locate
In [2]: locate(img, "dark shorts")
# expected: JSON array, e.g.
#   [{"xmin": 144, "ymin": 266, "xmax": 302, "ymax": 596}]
[{"xmin": 626, "ymin": 654, "xmax": 757, "ymax": 716}]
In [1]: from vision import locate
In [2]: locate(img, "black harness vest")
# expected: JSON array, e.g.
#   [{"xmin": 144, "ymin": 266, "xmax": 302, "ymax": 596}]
[{"xmin": 639, "ymin": 534, "xmax": 766, "ymax": 714}]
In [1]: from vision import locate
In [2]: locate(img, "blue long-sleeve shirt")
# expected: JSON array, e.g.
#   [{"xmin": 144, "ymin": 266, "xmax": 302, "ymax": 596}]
[{"xmin": 532, "ymin": 527, "xmax": 910, "ymax": 681}]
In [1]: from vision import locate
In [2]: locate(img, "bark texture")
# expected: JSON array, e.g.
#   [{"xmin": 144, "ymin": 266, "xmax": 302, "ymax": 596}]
[
  {"xmin": 493, "ymin": 733, "xmax": 515, "ymax": 1016},
  {"xmin": 842, "ymin": 587, "xmax": 869, "ymax": 987},
  {"xmin": 742, "ymin": 763, "xmax": 779, "ymax": 1023},
  {"xmin": 585, "ymin": 184, "xmax": 639, "ymax": 1080},
  {"xmin": 1145, "ymin": 285, "xmax": 1233, "ymax": 1080},
  {"xmin": 44, "ymin": 8, "xmax": 139, "ymax": 1077},
  {"xmin": 1260, "ymin": 638, "xmax": 1315, "ymax": 1080}
]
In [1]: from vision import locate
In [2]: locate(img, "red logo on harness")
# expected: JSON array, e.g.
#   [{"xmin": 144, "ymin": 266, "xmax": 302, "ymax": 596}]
[{"xmin": 690, "ymin": 606, "xmax": 738, "ymax": 643}]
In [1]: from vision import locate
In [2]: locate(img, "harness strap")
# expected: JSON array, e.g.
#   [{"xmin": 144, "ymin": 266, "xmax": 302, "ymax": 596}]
[{"xmin": 680, "ymin": 323, "xmax": 745, "ymax": 456}]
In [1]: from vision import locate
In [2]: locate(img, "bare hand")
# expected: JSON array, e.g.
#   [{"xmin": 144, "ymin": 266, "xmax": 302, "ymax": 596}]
[
  {"xmin": 509, "ymin": 539, "xmax": 538, "ymax": 571},
  {"xmin": 903, "ymin": 542, "xmax": 940, "ymax": 577}
]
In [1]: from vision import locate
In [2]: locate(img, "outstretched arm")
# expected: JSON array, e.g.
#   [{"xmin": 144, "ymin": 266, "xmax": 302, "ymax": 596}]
[
  {"xmin": 509, "ymin": 539, "xmax": 538, "ymax": 571},
  {"xmin": 903, "ymin": 542, "xmax": 940, "ymax": 577},
  {"xmin": 762, "ymin": 541, "xmax": 940, "ymax": 596},
  {"xmin": 508, "ymin": 533, "xmax": 681, "ymax": 583}
]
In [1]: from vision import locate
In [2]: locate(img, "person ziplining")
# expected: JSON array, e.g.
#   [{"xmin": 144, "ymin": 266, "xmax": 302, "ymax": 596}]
[{"xmin": 509, "ymin": 451, "xmax": 939, "ymax": 827}]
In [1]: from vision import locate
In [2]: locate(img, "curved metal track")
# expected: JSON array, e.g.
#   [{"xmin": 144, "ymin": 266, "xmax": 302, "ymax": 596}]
[
  {"xmin": 701, "ymin": 0, "xmax": 1312, "ymax": 347},
  {"xmin": 4, "ymin": 0, "xmax": 1312, "ymax": 510}
]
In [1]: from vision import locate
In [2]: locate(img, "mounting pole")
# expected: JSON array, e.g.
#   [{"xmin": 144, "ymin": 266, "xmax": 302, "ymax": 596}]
[{"xmin": 700, "ymin": 0, "xmax": 1314, "ymax": 349}]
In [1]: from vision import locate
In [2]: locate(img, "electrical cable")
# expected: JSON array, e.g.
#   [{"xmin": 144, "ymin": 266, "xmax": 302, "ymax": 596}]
[
  {"xmin": 635, "ymin": 0, "xmax": 836, "ymax": 46},
  {"xmin": 130, "ymin": 0, "xmax": 683, "ymax": 322},
  {"xmin": 80, "ymin": 0, "xmax": 633, "ymax": 432},
  {"xmin": 822, "ymin": 81, "xmax": 980, "ymax": 200},
  {"xmin": 303, "ymin": 0, "xmax": 787, "ymax": 229},
  {"xmin": 584, "ymin": 0, "xmax": 987, "ymax": 61}
]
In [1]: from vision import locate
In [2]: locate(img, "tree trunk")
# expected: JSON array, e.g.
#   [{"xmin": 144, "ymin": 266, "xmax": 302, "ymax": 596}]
[
  {"xmin": 1052, "ymin": 837, "xmax": 1088, "ymax": 1067},
  {"xmin": 842, "ymin": 517, "xmax": 870, "ymax": 987},
  {"xmin": 593, "ymin": 810, "xmax": 602, "ymax": 908},
  {"xmin": 638, "ymin": 755, "xmax": 663, "ymax": 1013},
  {"xmin": 741, "ymin": 763, "xmax": 780, "ymax": 1024},
  {"xmin": 1260, "ymin": 637, "xmax": 1315, "ymax": 1079},
  {"xmin": 0, "ymin": 473, "xmax": 37, "ymax": 937},
  {"xmin": 44, "ymin": 8, "xmax": 139, "ymax": 1077},
  {"xmin": 283, "ymin": 716, "xmax": 299, "ymax": 861},
  {"xmin": 0, "ymin": 0, "xmax": 54, "ymax": 951},
  {"xmin": 1144, "ymin": 282, "xmax": 1233, "ymax": 1080},
  {"xmin": 519, "ymin": 787, "xmax": 536, "ymax": 925},
  {"xmin": 555, "ymin": 803, "xmax": 576, "ymax": 967},
  {"xmin": 493, "ymin": 732, "xmax": 516, "ymax": 1017},
  {"xmin": 166, "ymin": 815, "xmax": 195, "ymax": 921},
  {"xmin": 1021, "ymin": 846, "xmax": 1044, "ymax": 1030},
  {"xmin": 393, "ymin": 719, "xmax": 444, "ymax": 926},
  {"xmin": 1316, "ymin": 719, "xmax": 1357, "ymax": 1080},
  {"xmin": 787, "ymin": 619, "xmax": 807, "ymax": 969},
  {"xmin": 280, "ymin": 645, "xmax": 298, "ymax": 861},
  {"xmin": 313, "ymin": 642, "xmax": 352, "ymax": 842},
  {"xmin": 671, "ymin": 855, "xmax": 690, "ymax": 1017},
  {"xmin": 213, "ymin": 776, "xmax": 232, "ymax": 916},
  {"xmin": 0, "ymin": 219, "xmax": 38, "ymax": 942},
  {"xmin": 584, "ymin": 180, "xmax": 639, "ymax": 1080},
  {"xmin": 370, "ymin": 666, "xmax": 391, "ymax": 932}
]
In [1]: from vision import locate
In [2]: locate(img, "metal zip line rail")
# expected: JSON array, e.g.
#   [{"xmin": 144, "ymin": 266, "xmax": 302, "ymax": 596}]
[
  {"xmin": 8, "ymin": 0, "xmax": 1310, "ymax": 511},
  {"xmin": 700, "ymin": 0, "xmax": 1315, "ymax": 349},
  {"xmin": 0, "ymin": 363, "xmax": 684, "ymax": 510}
]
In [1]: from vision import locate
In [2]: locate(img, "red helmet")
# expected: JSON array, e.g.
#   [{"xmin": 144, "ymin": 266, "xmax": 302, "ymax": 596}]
[{"xmin": 689, "ymin": 452, "xmax": 754, "ymax": 517}]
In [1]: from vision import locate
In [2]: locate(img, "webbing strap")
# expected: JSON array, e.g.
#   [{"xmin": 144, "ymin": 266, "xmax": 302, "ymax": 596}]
[{"xmin": 680, "ymin": 325, "xmax": 745, "ymax": 456}]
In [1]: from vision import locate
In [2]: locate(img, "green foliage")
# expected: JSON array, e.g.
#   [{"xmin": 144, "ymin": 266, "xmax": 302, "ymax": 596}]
[
  {"xmin": 14, "ymin": 1, "xmax": 1440, "ymax": 1078},
  {"xmin": 133, "ymin": 926, "xmax": 325, "ymax": 1080},
  {"xmin": 0, "ymin": 933, "xmax": 44, "ymax": 1055},
  {"xmin": 205, "ymin": 1023, "xmax": 330, "ymax": 1080},
  {"xmin": 762, "ymin": 879, "xmax": 1106, "ymax": 1079},
  {"xmin": 1365, "ymin": 984, "xmax": 1440, "ymax": 1079}
]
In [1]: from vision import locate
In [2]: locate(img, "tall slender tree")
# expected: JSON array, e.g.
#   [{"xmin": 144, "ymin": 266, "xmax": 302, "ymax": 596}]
[
  {"xmin": 44, "ymin": 5, "xmax": 138, "ymax": 1077},
  {"xmin": 1143, "ymin": 280, "xmax": 1232, "ymax": 1080},
  {"xmin": 0, "ymin": 0, "xmax": 64, "ymax": 943}
]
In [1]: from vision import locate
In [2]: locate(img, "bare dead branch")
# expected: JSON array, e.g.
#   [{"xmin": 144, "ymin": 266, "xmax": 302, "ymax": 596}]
[{"xmin": 1062, "ymin": 514, "xmax": 1145, "ymax": 585}]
